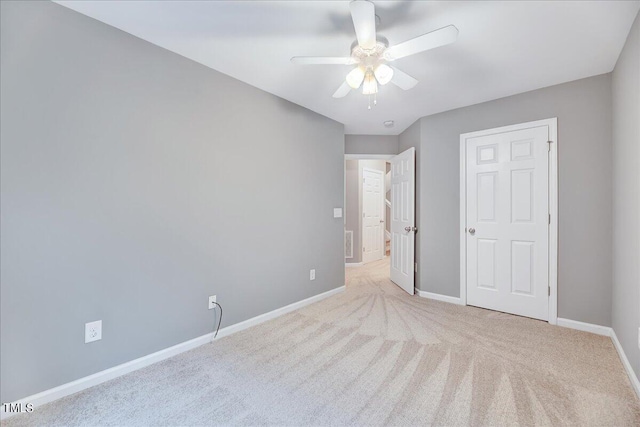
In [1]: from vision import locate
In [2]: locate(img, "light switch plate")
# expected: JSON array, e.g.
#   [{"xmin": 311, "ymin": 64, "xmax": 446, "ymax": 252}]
[
  {"xmin": 310, "ymin": 269, "xmax": 316, "ymax": 280},
  {"xmin": 333, "ymin": 208, "xmax": 342, "ymax": 218}
]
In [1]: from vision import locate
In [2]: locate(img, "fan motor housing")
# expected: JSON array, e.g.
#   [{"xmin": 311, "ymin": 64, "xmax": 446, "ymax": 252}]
[{"xmin": 350, "ymin": 37, "xmax": 389, "ymax": 69}]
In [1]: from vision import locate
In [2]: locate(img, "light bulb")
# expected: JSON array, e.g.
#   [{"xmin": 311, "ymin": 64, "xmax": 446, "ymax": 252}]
[
  {"xmin": 374, "ymin": 63, "xmax": 394, "ymax": 85},
  {"xmin": 346, "ymin": 67, "xmax": 365, "ymax": 89},
  {"xmin": 362, "ymin": 71, "xmax": 378, "ymax": 95}
]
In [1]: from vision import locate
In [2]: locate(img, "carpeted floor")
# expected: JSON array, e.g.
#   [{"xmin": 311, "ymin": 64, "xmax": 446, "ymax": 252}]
[{"xmin": 4, "ymin": 258, "xmax": 640, "ymax": 426}]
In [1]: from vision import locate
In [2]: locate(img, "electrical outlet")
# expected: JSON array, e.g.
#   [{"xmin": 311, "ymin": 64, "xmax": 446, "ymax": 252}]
[
  {"xmin": 85, "ymin": 320, "xmax": 102, "ymax": 343},
  {"xmin": 208, "ymin": 295, "xmax": 217, "ymax": 310},
  {"xmin": 310, "ymin": 269, "xmax": 316, "ymax": 281}
]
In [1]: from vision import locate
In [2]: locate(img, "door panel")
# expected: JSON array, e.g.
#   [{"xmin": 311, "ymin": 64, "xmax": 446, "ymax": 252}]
[
  {"xmin": 511, "ymin": 241, "xmax": 534, "ymax": 295},
  {"xmin": 465, "ymin": 126, "xmax": 549, "ymax": 320},
  {"xmin": 511, "ymin": 169, "xmax": 534, "ymax": 222},
  {"xmin": 390, "ymin": 147, "xmax": 415, "ymax": 295},
  {"xmin": 477, "ymin": 172, "xmax": 497, "ymax": 221},
  {"xmin": 477, "ymin": 239, "xmax": 497, "ymax": 289}
]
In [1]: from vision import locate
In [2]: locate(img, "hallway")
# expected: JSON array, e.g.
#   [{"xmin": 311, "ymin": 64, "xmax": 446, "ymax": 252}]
[{"xmin": 346, "ymin": 257, "xmax": 392, "ymax": 290}]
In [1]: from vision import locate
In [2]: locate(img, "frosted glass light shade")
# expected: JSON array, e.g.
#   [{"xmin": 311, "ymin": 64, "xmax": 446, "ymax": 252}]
[
  {"xmin": 374, "ymin": 64, "xmax": 394, "ymax": 85},
  {"xmin": 362, "ymin": 71, "xmax": 378, "ymax": 95},
  {"xmin": 346, "ymin": 67, "xmax": 366, "ymax": 89}
]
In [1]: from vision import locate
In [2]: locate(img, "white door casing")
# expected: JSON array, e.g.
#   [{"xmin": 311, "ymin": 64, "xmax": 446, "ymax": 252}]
[
  {"xmin": 390, "ymin": 147, "xmax": 416, "ymax": 295},
  {"xmin": 362, "ymin": 168, "xmax": 385, "ymax": 264},
  {"xmin": 460, "ymin": 118, "xmax": 558, "ymax": 323}
]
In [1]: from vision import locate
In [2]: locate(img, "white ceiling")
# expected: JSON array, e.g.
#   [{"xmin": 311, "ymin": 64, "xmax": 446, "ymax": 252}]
[{"xmin": 56, "ymin": 1, "xmax": 639, "ymax": 135}]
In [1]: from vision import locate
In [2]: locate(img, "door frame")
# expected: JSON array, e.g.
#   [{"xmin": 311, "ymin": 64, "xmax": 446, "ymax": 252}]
[
  {"xmin": 459, "ymin": 118, "xmax": 558, "ymax": 324},
  {"xmin": 361, "ymin": 167, "xmax": 385, "ymax": 264}
]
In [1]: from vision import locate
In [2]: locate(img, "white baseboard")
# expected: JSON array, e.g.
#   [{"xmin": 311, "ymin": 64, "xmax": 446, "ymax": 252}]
[
  {"xmin": 557, "ymin": 318, "xmax": 640, "ymax": 400},
  {"xmin": 345, "ymin": 262, "xmax": 362, "ymax": 267},
  {"xmin": 0, "ymin": 285, "xmax": 345, "ymax": 420},
  {"xmin": 416, "ymin": 289, "xmax": 463, "ymax": 305},
  {"xmin": 556, "ymin": 318, "xmax": 612, "ymax": 336},
  {"xmin": 611, "ymin": 329, "xmax": 640, "ymax": 399},
  {"xmin": 214, "ymin": 286, "xmax": 345, "ymax": 339}
]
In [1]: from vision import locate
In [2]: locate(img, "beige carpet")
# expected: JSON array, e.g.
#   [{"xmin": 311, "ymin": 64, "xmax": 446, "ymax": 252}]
[{"xmin": 4, "ymin": 258, "xmax": 640, "ymax": 426}]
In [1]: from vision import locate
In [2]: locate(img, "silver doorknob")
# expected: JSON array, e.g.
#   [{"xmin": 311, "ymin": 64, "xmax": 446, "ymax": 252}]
[
  {"xmin": 404, "ymin": 226, "xmax": 417, "ymax": 232},
  {"xmin": 468, "ymin": 228, "xmax": 476, "ymax": 235},
  {"xmin": 380, "ymin": 220, "xmax": 384, "ymax": 223}
]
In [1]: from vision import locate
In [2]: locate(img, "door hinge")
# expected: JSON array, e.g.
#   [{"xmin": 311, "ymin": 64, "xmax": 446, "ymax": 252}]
[
  {"xmin": 363, "ymin": 247, "xmax": 365, "ymax": 252},
  {"xmin": 548, "ymin": 214, "xmax": 551, "ymax": 224},
  {"xmin": 547, "ymin": 140, "xmax": 553, "ymax": 152},
  {"xmin": 548, "ymin": 286, "xmax": 551, "ymax": 296}
]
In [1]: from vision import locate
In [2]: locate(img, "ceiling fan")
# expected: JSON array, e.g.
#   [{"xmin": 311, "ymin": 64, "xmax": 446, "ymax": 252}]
[{"xmin": 291, "ymin": 0, "xmax": 458, "ymax": 107}]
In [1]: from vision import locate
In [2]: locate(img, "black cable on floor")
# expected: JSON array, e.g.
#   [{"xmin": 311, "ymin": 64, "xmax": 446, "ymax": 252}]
[{"xmin": 212, "ymin": 301, "xmax": 223, "ymax": 339}]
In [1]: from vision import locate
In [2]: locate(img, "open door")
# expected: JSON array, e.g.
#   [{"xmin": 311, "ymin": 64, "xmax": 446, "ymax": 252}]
[{"xmin": 390, "ymin": 147, "xmax": 416, "ymax": 294}]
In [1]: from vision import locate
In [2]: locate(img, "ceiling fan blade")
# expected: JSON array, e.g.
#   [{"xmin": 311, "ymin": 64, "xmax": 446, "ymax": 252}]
[
  {"xmin": 389, "ymin": 66, "xmax": 418, "ymax": 90},
  {"xmin": 384, "ymin": 25, "xmax": 458, "ymax": 61},
  {"xmin": 349, "ymin": 0, "xmax": 376, "ymax": 50},
  {"xmin": 333, "ymin": 81, "xmax": 352, "ymax": 98},
  {"xmin": 291, "ymin": 57, "xmax": 356, "ymax": 65}
]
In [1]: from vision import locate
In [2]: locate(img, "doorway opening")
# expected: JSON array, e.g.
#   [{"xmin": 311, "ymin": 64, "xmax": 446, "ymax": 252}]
[
  {"xmin": 345, "ymin": 159, "xmax": 391, "ymax": 269},
  {"xmin": 344, "ymin": 148, "xmax": 416, "ymax": 295}
]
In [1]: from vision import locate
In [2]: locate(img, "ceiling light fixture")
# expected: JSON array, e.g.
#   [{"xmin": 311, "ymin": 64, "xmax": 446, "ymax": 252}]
[
  {"xmin": 383, "ymin": 120, "xmax": 395, "ymax": 128},
  {"xmin": 374, "ymin": 64, "xmax": 394, "ymax": 85},
  {"xmin": 362, "ymin": 71, "xmax": 378, "ymax": 95},
  {"xmin": 340, "ymin": 42, "xmax": 395, "ymax": 109},
  {"xmin": 346, "ymin": 66, "xmax": 365, "ymax": 89}
]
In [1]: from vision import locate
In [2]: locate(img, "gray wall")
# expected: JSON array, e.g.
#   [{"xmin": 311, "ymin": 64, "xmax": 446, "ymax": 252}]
[
  {"xmin": 612, "ymin": 12, "xmax": 640, "ymax": 380},
  {"xmin": 0, "ymin": 1, "xmax": 345, "ymax": 403},
  {"xmin": 345, "ymin": 135, "xmax": 399, "ymax": 155},
  {"xmin": 415, "ymin": 74, "xmax": 613, "ymax": 327},
  {"xmin": 398, "ymin": 120, "xmax": 421, "ymax": 286},
  {"xmin": 345, "ymin": 160, "xmax": 361, "ymax": 263}
]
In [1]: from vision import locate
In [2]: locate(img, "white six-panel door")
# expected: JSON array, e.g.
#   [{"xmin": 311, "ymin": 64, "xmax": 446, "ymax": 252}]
[
  {"xmin": 390, "ymin": 148, "xmax": 415, "ymax": 295},
  {"xmin": 463, "ymin": 123, "xmax": 553, "ymax": 321},
  {"xmin": 362, "ymin": 168, "xmax": 384, "ymax": 264}
]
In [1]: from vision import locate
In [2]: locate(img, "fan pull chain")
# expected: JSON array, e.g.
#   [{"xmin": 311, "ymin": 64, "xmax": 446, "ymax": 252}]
[{"xmin": 367, "ymin": 93, "xmax": 377, "ymax": 110}]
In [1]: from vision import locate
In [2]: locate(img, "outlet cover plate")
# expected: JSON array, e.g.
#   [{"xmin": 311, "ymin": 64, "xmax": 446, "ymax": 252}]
[
  {"xmin": 85, "ymin": 320, "xmax": 102, "ymax": 343},
  {"xmin": 310, "ymin": 269, "xmax": 316, "ymax": 280},
  {"xmin": 208, "ymin": 295, "xmax": 217, "ymax": 309}
]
